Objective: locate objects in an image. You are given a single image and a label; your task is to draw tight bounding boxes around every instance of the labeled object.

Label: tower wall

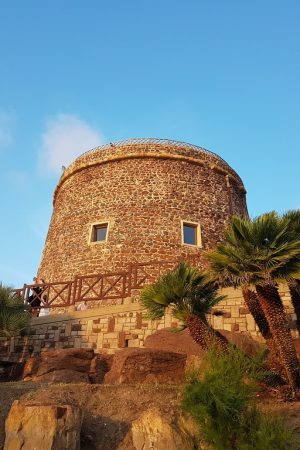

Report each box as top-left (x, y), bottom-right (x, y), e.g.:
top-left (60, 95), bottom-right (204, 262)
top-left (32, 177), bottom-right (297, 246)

top-left (38, 140), bottom-right (247, 282)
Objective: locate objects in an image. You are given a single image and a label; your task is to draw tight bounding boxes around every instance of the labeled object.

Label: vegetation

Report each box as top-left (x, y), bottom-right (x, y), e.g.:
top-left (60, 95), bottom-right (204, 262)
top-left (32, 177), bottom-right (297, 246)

top-left (183, 347), bottom-right (297, 450)
top-left (140, 262), bottom-right (228, 351)
top-left (283, 209), bottom-right (300, 333)
top-left (207, 212), bottom-right (300, 391)
top-left (0, 284), bottom-right (31, 337)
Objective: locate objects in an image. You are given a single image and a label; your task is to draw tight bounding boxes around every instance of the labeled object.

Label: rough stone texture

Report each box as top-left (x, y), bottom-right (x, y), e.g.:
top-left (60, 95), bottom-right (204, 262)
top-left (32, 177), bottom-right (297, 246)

top-left (37, 140), bottom-right (247, 283)
top-left (221, 330), bottom-right (263, 357)
top-left (144, 328), bottom-right (204, 356)
top-left (131, 408), bottom-right (197, 450)
top-left (104, 348), bottom-right (186, 384)
top-left (4, 401), bottom-right (82, 450)
top-left (89, 354), bottom-right (114, 383)
top-left (144, 328), bottom-right (263, 372)
top-left (22, 356), bottom-right (40, 379)
top-left (22, 348), bottom-right (94, 383)
top-left (35, 369), bottom-right (90, 383)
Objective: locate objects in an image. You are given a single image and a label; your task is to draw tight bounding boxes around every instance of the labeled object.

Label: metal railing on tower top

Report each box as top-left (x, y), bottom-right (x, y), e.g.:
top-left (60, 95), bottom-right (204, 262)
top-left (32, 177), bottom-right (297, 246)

top-left (75, 138), bottom-right (242, 181)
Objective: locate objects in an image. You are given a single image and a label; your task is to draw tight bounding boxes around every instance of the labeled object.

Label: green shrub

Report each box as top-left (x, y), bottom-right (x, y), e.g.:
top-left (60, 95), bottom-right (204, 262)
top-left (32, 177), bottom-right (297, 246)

top-left (182, 346), bottom-right (297, 450)
top-left (0, 284), bottom-right (31, 337)
top-left (239, 410), bottom-right (298, 450)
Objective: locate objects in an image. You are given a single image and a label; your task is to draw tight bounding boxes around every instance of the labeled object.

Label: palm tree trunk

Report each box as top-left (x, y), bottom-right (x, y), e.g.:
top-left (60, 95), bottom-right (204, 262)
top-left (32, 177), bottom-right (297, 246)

top-left (242, 288), bottom-right (277, 352)
top-left (256, 284), bottom-right (300, 392)
top-left (242, 288), bottom-right (284, 375)
top-left (289, 280), bottom-right (300, 334)
top-left (242, 288), bottom-right (272, 341)
top-left (186, 314), bottom-right (228, 352)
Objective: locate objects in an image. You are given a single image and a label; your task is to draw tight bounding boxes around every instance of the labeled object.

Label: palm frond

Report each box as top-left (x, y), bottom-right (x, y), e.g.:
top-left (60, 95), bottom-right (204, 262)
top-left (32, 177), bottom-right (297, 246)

top-left (140, 262), bottom-right (224, 324)
top-left (207, 212), bottom-right (300, 288)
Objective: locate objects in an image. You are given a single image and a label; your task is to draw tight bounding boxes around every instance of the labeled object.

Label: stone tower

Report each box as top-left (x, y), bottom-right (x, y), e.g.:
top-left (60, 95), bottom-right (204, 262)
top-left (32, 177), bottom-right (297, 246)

top-left (38, 138), bottom-right (247, 282)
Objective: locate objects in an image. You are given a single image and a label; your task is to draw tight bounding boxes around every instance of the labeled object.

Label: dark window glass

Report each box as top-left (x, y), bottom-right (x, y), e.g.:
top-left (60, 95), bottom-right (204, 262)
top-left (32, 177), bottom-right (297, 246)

top-left (183, 223), bottom-right (197, 245)
top-left (93, 224), bottom-right (108, 241)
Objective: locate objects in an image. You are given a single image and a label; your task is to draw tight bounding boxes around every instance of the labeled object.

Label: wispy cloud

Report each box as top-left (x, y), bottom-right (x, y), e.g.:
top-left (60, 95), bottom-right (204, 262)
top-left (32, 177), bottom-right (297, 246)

top-left (0, 108), bottom-right (15, 150)
top-left (38, 113), bottom-right (104, 175)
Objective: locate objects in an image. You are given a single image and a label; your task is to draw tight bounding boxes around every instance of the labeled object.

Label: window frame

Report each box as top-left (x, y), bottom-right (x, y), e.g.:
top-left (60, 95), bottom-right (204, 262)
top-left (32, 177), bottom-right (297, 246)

top-left (181, 220), bottom-right (202, 247)
top-left (89, 221), bottom-right (110, 244)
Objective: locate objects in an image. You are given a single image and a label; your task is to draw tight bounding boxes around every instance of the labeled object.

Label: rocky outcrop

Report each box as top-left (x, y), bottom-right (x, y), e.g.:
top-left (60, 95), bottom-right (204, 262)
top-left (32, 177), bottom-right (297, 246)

top-left (145, 328), bottom-right (262, 357)
top-left (144, 328), bottom-right (204, 356)
top-left (222, 330), bottom-right (263, 357)
top-left (89, 354), bottom-right (113, 383)
top-left (33, 369), bottom-right (90, 383)
top-left (22, 348), bottom-right (103, 383)
top-left (4, 400), bottom-right (83, 450)
top-left (131, 408), bottom-right (199, 450)
top-left (104, 348), bottom-right (186, 384)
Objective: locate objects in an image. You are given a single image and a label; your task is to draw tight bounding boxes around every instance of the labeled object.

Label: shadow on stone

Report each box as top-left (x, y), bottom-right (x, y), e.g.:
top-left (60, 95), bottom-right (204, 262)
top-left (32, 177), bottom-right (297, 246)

top-left (80, 413), bottom-right (130, 450)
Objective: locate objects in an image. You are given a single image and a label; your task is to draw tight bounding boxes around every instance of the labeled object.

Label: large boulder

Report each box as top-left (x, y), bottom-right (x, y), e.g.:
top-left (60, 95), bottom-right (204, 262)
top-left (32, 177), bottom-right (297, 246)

top-left (131, 408), bottom-right (198, 450)
top-left (33, 369), bottom-right (89, 383)
top-left (222, 330), bottom-right (263, 357)
top-left (144, 328), bottom-right (204, 356)
top-left (4, 400), bottom-right (83, 450)
top-left (104, 348), bottom-right (186, 384)
top-left (145, 328), bottom-right (263, 358)
top-left (23, 348), bottom-right (95, 383)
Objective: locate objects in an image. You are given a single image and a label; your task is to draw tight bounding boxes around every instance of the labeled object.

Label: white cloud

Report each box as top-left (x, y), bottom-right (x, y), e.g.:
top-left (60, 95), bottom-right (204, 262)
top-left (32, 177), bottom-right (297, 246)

top-left (0, 109), bottom-right (15, 150)
top-left (38, 113), bottom-right (104, 174)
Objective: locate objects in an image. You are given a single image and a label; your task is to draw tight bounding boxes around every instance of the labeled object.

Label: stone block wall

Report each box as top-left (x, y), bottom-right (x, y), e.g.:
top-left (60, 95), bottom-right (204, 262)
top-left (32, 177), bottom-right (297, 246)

top-left (1, 285), bottom-right (298, 363)
top-left (38, 140), bottom-right (247, 283)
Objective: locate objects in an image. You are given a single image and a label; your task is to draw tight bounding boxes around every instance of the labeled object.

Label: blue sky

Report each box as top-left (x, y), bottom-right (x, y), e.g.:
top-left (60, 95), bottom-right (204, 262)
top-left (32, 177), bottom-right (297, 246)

top-left (0, 1), bottom-right (299, 287)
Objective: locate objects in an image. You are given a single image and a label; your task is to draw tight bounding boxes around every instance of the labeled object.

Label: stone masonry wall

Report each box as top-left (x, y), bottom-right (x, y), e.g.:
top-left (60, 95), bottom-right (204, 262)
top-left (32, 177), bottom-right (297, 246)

top-left (2, 285), bottom-right (298, 363)
top-left (38, 141), bottom-right (247, 283)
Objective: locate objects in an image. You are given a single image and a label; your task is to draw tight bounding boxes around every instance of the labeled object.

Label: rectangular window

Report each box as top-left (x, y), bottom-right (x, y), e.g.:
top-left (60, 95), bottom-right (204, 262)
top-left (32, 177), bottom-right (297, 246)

top-left (91, 223), bottom-right (109, 242)
top-left (182, 221), bottom-right (201, 247)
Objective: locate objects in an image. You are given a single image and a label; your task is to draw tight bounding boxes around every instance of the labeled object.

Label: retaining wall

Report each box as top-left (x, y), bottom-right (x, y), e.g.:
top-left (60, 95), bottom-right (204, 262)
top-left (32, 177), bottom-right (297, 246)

top-left (1, 285), bottom-right (298, 363)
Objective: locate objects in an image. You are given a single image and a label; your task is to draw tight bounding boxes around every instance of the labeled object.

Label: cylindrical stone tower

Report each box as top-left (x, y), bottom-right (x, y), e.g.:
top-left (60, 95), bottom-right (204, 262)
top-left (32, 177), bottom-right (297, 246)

top-left (38, 138), bottom-right (247, 282)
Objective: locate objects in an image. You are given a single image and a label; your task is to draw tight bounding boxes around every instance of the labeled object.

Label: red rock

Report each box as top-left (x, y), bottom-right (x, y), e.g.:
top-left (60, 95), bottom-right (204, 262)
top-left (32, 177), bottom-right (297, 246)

top-left (23, 348), bottom-right (95, 383)
top-left (22, 356), bottom-right (41, 379)
top-left (104, 348), bottom-right (186, 384)
top-left (89, 354), bottom-right (113, 383)
top-left (145, 328), bottom-right (262, 359)
top-left (144, 328), bottom-right (204, 356)
top-left (34, 369), bottom-right (89, 383)
top-left (36, 350), bottom-right (93, 377)
top-left (222, 330), bottom-right (263, 357)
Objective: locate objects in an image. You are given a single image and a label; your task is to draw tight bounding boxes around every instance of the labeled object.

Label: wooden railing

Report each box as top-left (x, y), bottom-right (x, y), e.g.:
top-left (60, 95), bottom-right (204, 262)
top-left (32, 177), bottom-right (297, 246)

top-left (74, 272), bottom-right (129, 303)
top-left (21, 281), bottom-right (73, 308)
top-left (13, 256), bottom-right (200, 309)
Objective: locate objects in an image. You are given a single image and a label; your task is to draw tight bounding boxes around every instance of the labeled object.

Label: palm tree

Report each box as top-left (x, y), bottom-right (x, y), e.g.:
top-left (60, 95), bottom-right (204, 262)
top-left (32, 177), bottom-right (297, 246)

top-left (283, 210), bottom-right (300, 333)
top-left (0, 284), bottom-right (31, 337)
top-left (140, 262), bottom-right (228, 352)
top-left (241, 288), bottom-right (275, 352)
top-left (207, 212), bottom-right (300, 391)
